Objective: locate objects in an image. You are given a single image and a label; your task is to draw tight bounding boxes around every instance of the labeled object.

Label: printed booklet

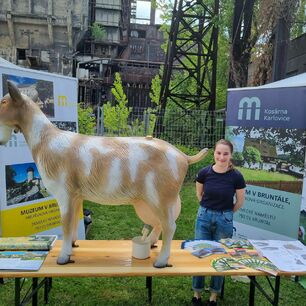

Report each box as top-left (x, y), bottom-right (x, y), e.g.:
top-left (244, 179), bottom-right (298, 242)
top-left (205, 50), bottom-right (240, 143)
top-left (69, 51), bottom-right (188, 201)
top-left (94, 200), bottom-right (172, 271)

top-left (0, 250), bottom-right (48, 271)
top-left (0, 235), bottom-right (57, 251)
top-left (219, 238), bottom-right (254, 249)
top-left (181, 240), bottom-right (227, 258)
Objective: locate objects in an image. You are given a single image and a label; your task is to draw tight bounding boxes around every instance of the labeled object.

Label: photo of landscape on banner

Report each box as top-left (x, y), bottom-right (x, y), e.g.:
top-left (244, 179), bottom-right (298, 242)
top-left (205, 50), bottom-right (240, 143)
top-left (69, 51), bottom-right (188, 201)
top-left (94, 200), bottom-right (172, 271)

top-left (226, 86), bottom-right (306, 243)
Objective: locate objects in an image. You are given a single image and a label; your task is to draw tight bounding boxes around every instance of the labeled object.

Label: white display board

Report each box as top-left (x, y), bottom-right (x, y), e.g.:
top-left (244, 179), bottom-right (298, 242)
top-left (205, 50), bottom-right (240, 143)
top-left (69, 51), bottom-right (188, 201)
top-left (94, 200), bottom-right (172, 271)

top-left (226, 75), bottom-right (306, 242)
top-left (0, 60), bottom-right (85, 239)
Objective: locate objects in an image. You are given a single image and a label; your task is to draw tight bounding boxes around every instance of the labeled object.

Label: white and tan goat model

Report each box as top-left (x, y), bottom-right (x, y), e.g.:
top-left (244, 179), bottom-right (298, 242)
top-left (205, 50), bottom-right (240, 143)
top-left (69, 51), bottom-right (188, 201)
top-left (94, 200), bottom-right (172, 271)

top-left (0, 81), bottom-right (208, 268)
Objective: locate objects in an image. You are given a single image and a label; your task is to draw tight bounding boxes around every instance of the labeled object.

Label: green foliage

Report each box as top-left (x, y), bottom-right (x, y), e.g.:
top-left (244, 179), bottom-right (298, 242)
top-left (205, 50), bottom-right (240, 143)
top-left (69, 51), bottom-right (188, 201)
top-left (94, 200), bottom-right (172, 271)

top-left (290, 0), bottom-right (306, 38)
top-left (215, 1), bottom-right (235, 108)
top-left (232, 151), bottom-right (244, 166)
top-left (103, 73), bottom-right (131, 135)
top-left (176, 145), bottom-right (214, 180)
top-left (90, 23), bottom-right (106, 40)
top-left (77, 103), bottom-right (96, 135)
top-left (243, 146), bottom-right (262, 167)
top-left (216, 31), bottom-right (230, 109)
top-left (104, 73), bottom-right (156, 136)
top-left (149, 74), bottom-right (161, 106)
top-left (103, 100), bottom-right (130, 134)
top-left (5, 166), bottom-right (16, 188)
top-left (230, 126), bottom-right (306, 168)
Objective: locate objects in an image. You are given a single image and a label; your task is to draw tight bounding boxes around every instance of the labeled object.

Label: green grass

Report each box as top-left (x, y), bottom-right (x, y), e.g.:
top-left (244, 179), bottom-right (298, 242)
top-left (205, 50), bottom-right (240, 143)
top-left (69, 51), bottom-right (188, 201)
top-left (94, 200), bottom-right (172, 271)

top-left (237, 167), bottom-right (298, 181)
top-left (1, 183), bottom-right (306, 305)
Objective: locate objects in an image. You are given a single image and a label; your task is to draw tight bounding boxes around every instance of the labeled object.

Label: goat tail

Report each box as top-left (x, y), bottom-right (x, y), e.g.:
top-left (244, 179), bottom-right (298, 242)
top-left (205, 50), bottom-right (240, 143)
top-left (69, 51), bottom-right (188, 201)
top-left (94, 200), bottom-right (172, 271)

top-left (187, 148), bottom-right (209, 165)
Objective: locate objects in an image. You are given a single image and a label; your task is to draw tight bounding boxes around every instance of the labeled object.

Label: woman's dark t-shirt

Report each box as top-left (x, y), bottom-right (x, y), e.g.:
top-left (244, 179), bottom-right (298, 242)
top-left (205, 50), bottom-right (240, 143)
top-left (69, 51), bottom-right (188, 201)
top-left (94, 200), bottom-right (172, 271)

top-left (196, 165), bottom-right (246, 211)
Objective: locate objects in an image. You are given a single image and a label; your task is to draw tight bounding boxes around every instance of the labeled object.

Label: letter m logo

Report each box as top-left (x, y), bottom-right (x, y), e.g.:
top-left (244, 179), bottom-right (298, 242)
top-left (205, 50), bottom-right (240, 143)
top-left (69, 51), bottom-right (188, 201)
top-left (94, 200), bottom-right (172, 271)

top-left (238, 97), bottom-right (261, 120)
top-left (58, 96), bottom-right (67, 106)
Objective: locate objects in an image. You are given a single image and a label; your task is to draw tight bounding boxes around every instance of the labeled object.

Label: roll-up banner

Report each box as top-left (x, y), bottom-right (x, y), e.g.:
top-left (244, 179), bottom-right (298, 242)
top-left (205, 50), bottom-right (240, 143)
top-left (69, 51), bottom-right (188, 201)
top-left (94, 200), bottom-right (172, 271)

top-left (0, 61), bottom-right (85, 239)
top-left (226, 86), bottom-right (306, 242)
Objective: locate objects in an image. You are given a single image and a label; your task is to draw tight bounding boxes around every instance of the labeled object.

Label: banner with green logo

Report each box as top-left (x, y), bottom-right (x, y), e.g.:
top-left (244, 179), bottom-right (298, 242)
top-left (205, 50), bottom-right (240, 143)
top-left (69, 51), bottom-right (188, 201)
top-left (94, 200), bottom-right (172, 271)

top-left (226, 86), bottom-right (306, 241)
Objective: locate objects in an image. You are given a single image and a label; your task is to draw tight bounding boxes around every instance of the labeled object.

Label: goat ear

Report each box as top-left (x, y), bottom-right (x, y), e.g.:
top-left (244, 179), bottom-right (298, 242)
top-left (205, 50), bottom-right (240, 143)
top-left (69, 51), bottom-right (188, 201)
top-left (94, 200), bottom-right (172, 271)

top-left (7, 81), bottom-right (23, 105)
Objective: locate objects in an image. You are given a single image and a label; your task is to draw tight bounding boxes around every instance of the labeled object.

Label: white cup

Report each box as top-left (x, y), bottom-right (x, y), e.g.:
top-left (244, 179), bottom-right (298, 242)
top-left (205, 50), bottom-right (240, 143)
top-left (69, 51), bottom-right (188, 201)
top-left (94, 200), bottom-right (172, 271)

top-left (132, 236), bottom-right (151, 259)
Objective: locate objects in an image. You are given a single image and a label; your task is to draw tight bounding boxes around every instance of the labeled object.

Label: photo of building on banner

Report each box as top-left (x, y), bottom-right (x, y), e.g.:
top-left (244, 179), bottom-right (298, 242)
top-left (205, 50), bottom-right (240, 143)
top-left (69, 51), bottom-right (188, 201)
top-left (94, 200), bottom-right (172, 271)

top-left (226, 86), bottom-right (306, 243)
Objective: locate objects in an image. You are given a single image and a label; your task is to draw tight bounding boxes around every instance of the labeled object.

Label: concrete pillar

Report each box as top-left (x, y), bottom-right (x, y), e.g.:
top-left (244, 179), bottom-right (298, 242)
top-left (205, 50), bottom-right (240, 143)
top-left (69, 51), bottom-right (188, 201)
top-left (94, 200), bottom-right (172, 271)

top-left (67, 2), bottom-right (73, 49)
top-left (6, 0), bottom-right (15, 45)
top-left (6, 12), bottom-right (15, 45)
top-left (150, 2), bottom-right (156, 25)
top-left (28, 0), bottom-right (32, 14)
top-left (47, 0), bottom-right (54, 45)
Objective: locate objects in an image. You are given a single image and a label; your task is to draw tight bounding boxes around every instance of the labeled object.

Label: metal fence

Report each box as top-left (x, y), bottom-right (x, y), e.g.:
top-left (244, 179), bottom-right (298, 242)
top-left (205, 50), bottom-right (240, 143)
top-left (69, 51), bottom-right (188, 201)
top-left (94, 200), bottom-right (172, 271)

top-left (96, 106), bottom-right (226, 180)
top-left (96, 107), bottom-right (226, 147)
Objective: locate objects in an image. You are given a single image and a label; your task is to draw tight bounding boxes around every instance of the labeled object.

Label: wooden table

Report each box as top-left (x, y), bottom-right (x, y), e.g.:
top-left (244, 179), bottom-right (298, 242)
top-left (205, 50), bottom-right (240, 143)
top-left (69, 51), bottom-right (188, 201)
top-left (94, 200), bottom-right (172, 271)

top-left (0, 240), bottom-right (303, 306)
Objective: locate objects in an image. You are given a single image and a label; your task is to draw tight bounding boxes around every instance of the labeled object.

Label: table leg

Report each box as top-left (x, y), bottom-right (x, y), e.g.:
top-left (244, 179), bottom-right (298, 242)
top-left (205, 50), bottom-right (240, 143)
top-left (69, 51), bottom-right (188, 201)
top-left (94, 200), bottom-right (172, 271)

top-left (44, 278), bottom-right (49, 303)
top-left (32, 278), bottom-right (38, 306)
top-left (146, 276), bottom-right (152, 303)
top-left (273, 276), bottom-right (280, 306)
top-left (44, 277), bottom-right (53, 303)
top-left (15, 278), bottom-right (21, 306)
top-left (249, 276), bottom-right (255, 306)
top-left (220, 278), bottom-right (225, 299)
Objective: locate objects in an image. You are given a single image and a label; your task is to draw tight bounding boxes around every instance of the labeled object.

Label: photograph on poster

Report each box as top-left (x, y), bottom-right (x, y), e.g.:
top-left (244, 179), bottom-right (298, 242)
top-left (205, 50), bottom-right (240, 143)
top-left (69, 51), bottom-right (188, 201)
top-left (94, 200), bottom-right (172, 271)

top-left (51, 121), bottom-right (77, 132)
top-left (227, 125), bottom-right (306, 243)
top-left (227, 126), bottom-right (305, 180)
top-left (6, 162), bottom-right (51, 206)
top-left (2, 74), bottom-right (54, 117)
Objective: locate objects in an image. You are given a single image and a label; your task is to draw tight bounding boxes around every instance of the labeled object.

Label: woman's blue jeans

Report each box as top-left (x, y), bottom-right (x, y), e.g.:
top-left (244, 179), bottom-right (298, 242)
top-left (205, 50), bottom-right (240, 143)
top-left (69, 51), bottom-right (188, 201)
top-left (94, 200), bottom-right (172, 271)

top-left (192, 206), bottom-right (233, 294)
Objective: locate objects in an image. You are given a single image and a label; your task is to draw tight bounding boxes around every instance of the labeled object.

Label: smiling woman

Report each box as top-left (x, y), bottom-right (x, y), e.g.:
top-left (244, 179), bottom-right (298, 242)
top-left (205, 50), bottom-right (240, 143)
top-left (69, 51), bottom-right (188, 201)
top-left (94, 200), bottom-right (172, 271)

top-left (191, 139), bottom-right (246, 306)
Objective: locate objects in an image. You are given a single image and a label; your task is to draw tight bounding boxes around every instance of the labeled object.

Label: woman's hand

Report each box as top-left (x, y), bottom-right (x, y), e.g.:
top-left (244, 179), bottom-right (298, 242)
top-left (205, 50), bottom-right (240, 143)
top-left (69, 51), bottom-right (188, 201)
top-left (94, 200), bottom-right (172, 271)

top-left (233, 188), bottom-right (245, 212)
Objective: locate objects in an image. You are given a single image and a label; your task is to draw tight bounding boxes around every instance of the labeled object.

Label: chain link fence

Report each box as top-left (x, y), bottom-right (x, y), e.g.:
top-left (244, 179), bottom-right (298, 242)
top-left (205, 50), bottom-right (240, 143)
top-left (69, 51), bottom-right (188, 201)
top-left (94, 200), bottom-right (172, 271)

top-left (95, 106), bottom-right (226, 180)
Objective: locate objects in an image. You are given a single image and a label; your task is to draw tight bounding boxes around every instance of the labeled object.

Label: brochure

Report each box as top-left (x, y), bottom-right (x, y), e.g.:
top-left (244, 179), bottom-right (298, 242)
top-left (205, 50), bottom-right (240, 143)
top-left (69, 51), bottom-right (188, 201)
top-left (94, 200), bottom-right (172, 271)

top-left (237, 256), bottom-right (279, 276)
top-left (0, 235), bottom-right (57, 251)
top-left (0, 251), bottom-right (48, 271)
top-left (181, 239), bottom-right (223, 251)
top-left (192, 247), bottom-right (226, 258)
top-left (228, 248), bottom-right (259, 257)
top-left (219, 238), bottom-right (254, 249)
top-left (250, 239), bottom-right (306, 272)
top-left (212, 257), bottom-right (245, 272)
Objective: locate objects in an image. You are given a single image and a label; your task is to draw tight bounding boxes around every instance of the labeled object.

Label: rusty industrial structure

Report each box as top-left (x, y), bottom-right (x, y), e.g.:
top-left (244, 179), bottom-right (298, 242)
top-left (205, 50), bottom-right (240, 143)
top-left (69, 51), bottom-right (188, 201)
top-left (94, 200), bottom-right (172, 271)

top-left (77, 0), bottom-right (166, 111)
top-left (0, 0), bottom-right (222, 115)
top-left (1, 0), bottom-right (306, 114)
top-left (0, 0), bottom-right (166, 111)
top-left (153, 0), bottom-right (220, 136)
top-left (0, 0), bottom-right (87, 74)
top-left (159, 0), bottom-right (219, 111)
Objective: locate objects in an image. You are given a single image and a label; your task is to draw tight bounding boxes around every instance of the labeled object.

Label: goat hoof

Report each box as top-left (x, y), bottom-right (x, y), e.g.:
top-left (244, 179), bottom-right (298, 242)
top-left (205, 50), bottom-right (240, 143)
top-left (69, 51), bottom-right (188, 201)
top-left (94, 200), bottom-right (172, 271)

top-left (151, 244), bottom-right (158, 249)
top-left (72, 242), bottom-right (79, 248)
top-left (153, 262), bottom-right (172, 269)
top-left (57, 255), bottom-right (74, 265)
